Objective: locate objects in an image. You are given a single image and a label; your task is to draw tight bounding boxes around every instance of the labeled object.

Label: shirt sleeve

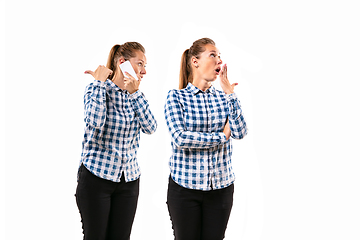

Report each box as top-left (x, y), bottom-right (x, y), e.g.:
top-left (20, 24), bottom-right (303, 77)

top-left (225, 93), bottom-right (248, 139)
top-left (164, 90), bottom-right (227, 149)
top-left (128, 90), bottom-right (157, 134)
top-left (83, 80), bottom-right (107, 129)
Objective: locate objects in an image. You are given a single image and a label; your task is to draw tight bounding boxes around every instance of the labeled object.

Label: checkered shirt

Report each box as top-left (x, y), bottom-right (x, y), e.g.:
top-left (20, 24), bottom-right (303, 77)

top-left (79, 79), bottom-right (157, 182)
top-left (164, 83), bottom-right (248, 190)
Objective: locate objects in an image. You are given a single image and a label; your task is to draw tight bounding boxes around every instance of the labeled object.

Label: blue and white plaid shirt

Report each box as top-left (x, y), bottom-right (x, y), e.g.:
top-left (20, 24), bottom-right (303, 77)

top-left (164, 83), bottom-right (248, 190)
top-left (80, 79), bottom-right (157, 182)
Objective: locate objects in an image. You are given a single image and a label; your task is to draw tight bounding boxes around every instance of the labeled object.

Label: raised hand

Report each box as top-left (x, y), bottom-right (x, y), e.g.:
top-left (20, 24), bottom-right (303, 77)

top-left (124, 72), bottom-right (141, 94)
top-left (84, 65), bottom-right (113, 82)
top-left (219, 64), bottom-right (238, 94)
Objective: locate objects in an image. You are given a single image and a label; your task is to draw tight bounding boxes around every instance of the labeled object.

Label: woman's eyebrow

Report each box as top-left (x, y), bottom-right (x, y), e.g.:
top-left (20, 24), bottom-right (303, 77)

top-left (209, 50), bottom-right (221, 55)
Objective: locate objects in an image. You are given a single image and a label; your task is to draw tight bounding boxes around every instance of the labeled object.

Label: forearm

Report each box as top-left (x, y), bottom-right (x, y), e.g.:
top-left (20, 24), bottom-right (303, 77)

top-left (164, 110), bottom-right (227, 149)
top-left (226, 93), bottom-right (248, 139)
top-left (84, 81), bottom-right (107, 128)
top-left (129, 90), bottom-right (157, 134)
top-left (229, 114), bottom-right (248, 139)
top-left (171, 129), bottom-right (227, 149)
top-left (164, 90), bottom-right (227, 149)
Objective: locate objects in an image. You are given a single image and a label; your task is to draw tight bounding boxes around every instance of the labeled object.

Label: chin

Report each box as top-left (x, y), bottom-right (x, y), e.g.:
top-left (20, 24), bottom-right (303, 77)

top-left (205, 78), bottom-right (216, 83)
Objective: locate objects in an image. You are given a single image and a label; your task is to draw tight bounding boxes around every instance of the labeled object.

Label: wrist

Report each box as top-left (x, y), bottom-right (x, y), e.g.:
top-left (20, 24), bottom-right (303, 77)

top-left (224, 90), bottom-right (234, 95)
top-left (128, 89), bottom-right (139, 96)
top-left (128, 89), bottom-right (139, 95)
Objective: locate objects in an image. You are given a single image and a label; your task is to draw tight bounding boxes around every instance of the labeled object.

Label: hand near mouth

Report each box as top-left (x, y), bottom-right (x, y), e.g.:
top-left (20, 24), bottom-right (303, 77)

top-left (124, 72), bottom-right (141, 94)
top-left (219, 64), bottom-right (238, 94)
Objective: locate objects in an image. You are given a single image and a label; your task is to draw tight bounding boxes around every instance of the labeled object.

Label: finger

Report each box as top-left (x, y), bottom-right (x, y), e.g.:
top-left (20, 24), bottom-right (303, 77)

top-left (231, 83), bottom-right (238, 87)
top-left (124, 77), bottom-right (132, 83)
top-left (84, 70), bottom-right (95, 77)
top-left (127, 73), bottom-right (140, 82)
top-left (220, 64), bottom-right (227, 76)
top-left (125, 72), bottom-right (136, 80)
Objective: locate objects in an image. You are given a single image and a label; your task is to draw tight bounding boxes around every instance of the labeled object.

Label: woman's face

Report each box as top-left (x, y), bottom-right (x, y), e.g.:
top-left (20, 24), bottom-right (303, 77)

top-left (128, 50), bottom-right (147, 79)
top-left (193, 44), bottom-right (222, 82)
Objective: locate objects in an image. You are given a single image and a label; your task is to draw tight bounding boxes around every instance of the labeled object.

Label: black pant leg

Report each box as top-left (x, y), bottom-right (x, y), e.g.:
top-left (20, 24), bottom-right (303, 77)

top-left (107, 175), bottom-right (140, 240)
top-left (75, 164), bottom-right (115, 240)
top-left (167, 177), bottom-right (203, 240)
top-left (201, 184), bottom-right (234, 240)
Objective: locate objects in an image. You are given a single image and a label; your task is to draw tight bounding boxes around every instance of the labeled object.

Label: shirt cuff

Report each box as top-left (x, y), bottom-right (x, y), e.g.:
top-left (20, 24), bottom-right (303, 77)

top-left (225, 92), bottom-right (237, 101)
top-left (129, 90), bottom-right (142, 99)
top-left (219, 132), bottom-right (228, 143)
top-left (93, 80), bottom-right (106, 87)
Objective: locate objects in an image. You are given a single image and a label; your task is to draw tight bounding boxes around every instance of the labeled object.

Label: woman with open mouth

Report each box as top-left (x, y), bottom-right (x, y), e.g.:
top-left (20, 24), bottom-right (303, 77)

top-left (164, 37), bottom-right (248, 240)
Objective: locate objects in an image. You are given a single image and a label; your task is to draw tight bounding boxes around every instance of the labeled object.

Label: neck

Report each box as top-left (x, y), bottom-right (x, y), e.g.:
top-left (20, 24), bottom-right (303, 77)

top-left (192, 77), bottom-right (212, 92)
top-left (112, 70), bottom-right (126, 90)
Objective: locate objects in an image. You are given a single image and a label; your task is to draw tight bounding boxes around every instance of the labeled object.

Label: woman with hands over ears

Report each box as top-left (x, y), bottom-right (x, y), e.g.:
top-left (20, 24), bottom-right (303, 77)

top-left (164, 38), bottom-right (248, 240)
top-left (76, 42), bottom-right (157, 240)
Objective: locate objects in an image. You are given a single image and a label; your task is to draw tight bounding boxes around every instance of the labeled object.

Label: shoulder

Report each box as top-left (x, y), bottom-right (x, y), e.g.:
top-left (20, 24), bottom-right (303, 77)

top-left (166, 88), bottom-right (180, 99)
top-left (209, 88), bottom-right (226, 103)
top-left (165, 89), bottom-right (179, 106)
top-left (167, 88), bottom-right (182, 95)
top-left (168, 87), bottom-right (191, 96)
top-left (84, 80), bottom-right (105, 91)
top-left (214, 87), bottom-right (226, 97)
top-left (166, 88), bottom-right (192, 102)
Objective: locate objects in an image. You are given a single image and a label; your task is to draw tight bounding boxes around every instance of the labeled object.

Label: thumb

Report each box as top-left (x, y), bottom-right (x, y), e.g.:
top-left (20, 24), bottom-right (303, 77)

top-left (84, 70), bottom-right (95, 77)
top-left (231, 83), bottom-right (238, 87)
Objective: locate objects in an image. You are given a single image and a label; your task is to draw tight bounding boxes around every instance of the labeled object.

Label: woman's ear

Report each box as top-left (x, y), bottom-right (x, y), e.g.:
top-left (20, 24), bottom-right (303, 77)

top-left (118, 56), bottom-right (126, 64)
top-left (191, 56), bottom-right (199, 68)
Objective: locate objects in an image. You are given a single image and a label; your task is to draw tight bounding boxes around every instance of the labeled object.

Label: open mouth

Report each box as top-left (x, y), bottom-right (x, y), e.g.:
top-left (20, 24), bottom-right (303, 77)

top-left (215, 67), bottom-right (221, 74)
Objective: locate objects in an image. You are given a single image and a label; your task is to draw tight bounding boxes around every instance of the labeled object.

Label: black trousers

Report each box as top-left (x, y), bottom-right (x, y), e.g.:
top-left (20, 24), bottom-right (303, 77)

top-left (167, 177), bottom-right (234, 240)
top-left (75, 164), bottom-right (139, 240)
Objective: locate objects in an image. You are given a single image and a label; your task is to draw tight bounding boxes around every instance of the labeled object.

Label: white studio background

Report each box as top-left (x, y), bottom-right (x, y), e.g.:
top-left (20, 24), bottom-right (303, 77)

top-left (3, 0), bottom-right (360, 239)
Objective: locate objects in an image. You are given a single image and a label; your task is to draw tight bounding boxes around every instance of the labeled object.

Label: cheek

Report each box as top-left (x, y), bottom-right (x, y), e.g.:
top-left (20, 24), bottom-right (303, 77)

top-left (205, 63), bottom-right (214, 74)
top-left (132, 65), bottom-right (140, 74)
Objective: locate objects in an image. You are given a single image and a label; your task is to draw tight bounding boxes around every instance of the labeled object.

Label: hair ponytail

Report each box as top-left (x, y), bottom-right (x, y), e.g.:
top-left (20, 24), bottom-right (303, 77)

top-left (179, 49), bottom-right (191, 89)
top-left (106, 42), bottom-right (145, 81)
top-left (106, 44), bottom-right (121, 80)
top-left (178, 38), bottom-right (216, 89)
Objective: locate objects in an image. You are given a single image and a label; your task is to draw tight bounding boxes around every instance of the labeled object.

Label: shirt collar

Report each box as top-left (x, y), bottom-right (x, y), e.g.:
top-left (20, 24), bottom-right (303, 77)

top-left (186, 83), bottom-right (216, 95)
top-left (105, 79), bottom-right (126, 93)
